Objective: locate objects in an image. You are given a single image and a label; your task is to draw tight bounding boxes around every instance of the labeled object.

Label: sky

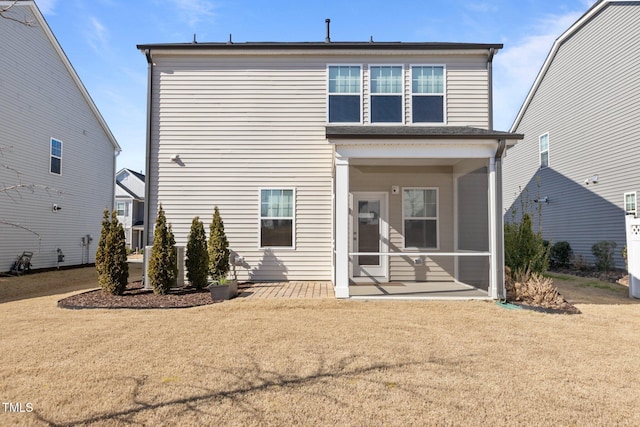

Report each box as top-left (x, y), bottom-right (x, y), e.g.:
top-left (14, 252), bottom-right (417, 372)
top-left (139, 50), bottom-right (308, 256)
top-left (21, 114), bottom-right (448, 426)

top-left (34, 0), bottom-right (597, 174)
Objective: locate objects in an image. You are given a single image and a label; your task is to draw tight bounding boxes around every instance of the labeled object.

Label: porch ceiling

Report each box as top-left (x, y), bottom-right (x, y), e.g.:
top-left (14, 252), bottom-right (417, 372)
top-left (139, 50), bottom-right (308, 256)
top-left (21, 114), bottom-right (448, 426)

top-left (349, 157), bottom-right (465, 166)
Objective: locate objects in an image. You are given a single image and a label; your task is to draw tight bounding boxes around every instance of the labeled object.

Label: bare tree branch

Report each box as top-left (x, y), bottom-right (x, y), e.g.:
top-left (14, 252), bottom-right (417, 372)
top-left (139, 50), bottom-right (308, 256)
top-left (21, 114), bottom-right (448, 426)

top-left (1, 1), bottom-right (35, 26)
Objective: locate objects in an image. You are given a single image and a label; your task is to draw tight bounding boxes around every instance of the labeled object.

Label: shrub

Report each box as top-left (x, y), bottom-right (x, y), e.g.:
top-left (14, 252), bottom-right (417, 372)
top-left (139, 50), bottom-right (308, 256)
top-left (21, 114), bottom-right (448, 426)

top-left (96, 210), bottom-right (129, 295)
top-left (504, 213), bottom-right (549, 275)
top-left (591, 240), bottom-right (617, 272)
top-left (186, 216), bottom-right (209, 290)
top-left (208, 206), bottom-right (230, 280)
top-left (622, 245), bottom-right (628, 269)
top-left (505, 268), bottom-right (567, 309)
top-left (572, 254), bottom-right (591, 271)
top-left (148, 204), bottom-right (177, 294)
top-left (550, 241), bottom-right (573, 268)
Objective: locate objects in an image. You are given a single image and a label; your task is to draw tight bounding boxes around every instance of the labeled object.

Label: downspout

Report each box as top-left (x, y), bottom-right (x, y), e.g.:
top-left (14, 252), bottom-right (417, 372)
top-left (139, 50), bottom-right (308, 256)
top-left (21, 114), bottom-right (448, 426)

top-left (487, 47), bottom-right (496, 130)
top-left (494, 139), bottom-right (507, 299)
top-left (143, 49), bottom-right (153, 249)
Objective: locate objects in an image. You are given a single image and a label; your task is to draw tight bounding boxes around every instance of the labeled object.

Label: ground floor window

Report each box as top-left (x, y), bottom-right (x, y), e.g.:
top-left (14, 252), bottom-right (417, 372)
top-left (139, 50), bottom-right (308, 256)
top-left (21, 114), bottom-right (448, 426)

top-left (260, 188), bottom-right (295, 248)
top-left (403, 188), bottom-right (438, 248)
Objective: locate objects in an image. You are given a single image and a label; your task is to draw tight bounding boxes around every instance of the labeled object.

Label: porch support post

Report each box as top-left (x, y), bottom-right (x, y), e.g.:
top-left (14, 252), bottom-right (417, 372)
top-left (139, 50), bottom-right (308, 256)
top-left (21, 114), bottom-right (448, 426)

top-left (334, 156), bottom-right (350, 298)
top-left (488, 156), bottom-right (501, 299)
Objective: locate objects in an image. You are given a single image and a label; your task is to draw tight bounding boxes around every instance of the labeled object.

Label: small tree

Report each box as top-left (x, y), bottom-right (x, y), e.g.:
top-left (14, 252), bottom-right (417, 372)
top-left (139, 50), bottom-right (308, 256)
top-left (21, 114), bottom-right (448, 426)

top-left (208, 206), bottom-right (230, 280)
top-left (592, 240), bottom-right (617, 272)
top-left (504, 213), bottom-right (549, 275)
top-left (186, 216), bottom-right (209, 289)
top-left (148, 204), bottom-right (177, 294)
top-left (95, 208), bottom-right (110, 277)
top-left (96, 210), bottom-right (128, 295)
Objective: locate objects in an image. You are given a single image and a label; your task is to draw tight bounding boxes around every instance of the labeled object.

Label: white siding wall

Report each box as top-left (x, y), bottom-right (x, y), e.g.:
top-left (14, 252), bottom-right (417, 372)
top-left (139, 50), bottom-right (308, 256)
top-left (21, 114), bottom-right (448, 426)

top-left (0, 7), bottom-right (116, 270)
top-left (148, 51), bottom-right (490, 281)
top-left (503, 3), bottom-right (640, 267)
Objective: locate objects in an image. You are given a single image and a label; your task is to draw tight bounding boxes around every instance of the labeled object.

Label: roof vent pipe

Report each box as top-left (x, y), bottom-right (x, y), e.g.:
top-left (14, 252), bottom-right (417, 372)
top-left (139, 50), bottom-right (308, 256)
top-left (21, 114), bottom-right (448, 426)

top-left (325, 19), bottom-right (331, 43)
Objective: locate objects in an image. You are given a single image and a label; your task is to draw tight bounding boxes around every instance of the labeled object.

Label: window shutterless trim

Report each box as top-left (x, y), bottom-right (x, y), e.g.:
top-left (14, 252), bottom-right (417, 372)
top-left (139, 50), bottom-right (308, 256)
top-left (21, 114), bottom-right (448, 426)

top-left (327, 64), bottom-right (363, 124)
top-left (368, 64), bottom-right (405, 125)
top-left (624, 191), bottom-right (637, 216)
top-left (409, 64), bottom-right (446, 125)
top-left (50, 138), bottom-right (62, 175)
top-left (258, 187), bottom-right (296, 250)
top-left (539, 132), bottom-right (550, 168)
top-left (402, 187), bottom-right (439, 249)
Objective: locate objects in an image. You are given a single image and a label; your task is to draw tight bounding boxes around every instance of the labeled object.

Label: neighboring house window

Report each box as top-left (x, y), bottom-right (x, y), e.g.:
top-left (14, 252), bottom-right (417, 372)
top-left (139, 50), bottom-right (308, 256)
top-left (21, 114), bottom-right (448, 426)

top-left (370, 65), bottom-right (403, 123)
top-left (539, 133), bottom-right (549, 168)
top-left (50, 138), bottom-right (62, 175)
top-left (403, 188), bottom-right (438, 248)
top-left (260, 189), bottom-right (295, 248)
top-left (411, 66), bottom-right (445, 123)
top-left (328, 65), bottom-right (361, 123)
top-left (117, 202), bottom-right (126, 216)
top-left (625, 192), bottom-right (637, 216)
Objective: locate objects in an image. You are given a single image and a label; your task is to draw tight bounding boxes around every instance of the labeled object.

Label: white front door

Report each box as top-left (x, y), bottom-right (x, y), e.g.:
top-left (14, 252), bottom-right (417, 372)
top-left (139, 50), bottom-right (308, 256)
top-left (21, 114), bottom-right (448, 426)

top-left (353, 192), bottom-right (388, 280)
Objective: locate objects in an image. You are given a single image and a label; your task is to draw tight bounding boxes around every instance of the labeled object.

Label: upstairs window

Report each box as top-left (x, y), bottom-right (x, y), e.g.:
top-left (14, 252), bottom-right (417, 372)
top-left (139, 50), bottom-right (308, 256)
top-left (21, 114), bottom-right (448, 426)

top-left (50, 138), bottom-right (62, 175)
top-left (403, 188), bottom-right (438, 248)
top-left (328, 66), bottom-right (361, 123)
top-left (117, 202), bottom-right (126, 216)
top-left (539, 133), bottom-right (549, 168)
top-left (411, 66), bottom-right (445, 123)
top-left (625, 192), bottom-right (636, 216)
top-left (370, 66), bottom-right (403, 123)
top-left (260, 189), bottom-right (295, 248)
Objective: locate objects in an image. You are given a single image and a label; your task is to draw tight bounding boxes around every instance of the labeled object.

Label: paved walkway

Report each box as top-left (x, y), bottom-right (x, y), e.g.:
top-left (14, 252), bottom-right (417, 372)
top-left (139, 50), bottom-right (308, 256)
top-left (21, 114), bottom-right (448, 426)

top-left (238, 281), bottom-right (335, 299)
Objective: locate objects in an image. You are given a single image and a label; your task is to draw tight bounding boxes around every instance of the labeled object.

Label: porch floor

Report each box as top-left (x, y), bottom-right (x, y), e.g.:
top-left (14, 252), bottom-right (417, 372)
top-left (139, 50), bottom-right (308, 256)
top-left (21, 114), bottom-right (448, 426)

top-left (348, 281), bottom-right (490, 300)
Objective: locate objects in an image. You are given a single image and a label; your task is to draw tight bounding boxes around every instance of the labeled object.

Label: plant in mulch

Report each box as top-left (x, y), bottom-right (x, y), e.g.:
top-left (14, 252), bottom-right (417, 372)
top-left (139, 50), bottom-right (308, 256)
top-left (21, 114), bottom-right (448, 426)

top-left (505, 267), bottom-right (578, 313)
top-left (95, 209), bottom-right (129, 295)
top-left (208, 206), bottom-right (230, 281)
top-left (592, 240), bottom-right (617, 272)
top-left (185, 216), bottom-right (209, 290)
top-left (148, 204), bottom-right (178, 295)
top-left (550, 241), bottom-right (573, 268)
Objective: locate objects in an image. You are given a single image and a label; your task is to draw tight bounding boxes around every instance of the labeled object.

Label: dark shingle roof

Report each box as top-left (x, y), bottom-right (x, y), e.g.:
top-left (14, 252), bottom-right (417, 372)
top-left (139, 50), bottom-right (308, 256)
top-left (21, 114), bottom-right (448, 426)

top-left (326, 126), bottom-right (523, 140)
top-left (137, 41), bottom-right (503, 51)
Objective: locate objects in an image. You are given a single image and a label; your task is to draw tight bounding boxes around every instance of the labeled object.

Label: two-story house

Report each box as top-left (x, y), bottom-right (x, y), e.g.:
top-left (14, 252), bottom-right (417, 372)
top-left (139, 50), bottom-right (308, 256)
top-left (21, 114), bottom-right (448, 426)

top-left (137, 38), bottom-right (522, 298)
top-left (115, 168), bottom-right (145, 251)
top-left (1, 0), bottom-right (120, 271)
top-left (503, 0), bottom-right (640, 269)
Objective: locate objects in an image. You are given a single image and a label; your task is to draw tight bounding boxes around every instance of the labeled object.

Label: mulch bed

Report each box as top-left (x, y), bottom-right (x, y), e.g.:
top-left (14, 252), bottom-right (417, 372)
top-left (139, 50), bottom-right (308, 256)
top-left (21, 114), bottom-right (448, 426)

top-left (58, 282), bottom-right (217, 309)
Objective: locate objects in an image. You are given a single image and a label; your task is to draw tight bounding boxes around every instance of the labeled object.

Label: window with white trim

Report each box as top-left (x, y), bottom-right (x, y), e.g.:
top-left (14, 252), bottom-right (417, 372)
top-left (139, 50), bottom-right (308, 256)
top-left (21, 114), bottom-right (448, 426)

top-left (411, 66), bottom-right (445, 123)
top-left (403, 188), bottom-right (438, 248)
top-left (625, 192), bottom-right (636, 216)
top-left (370, 65), bottom-right (403, 123)
top-left (539, 133), bottom-right (549, 168)
top-left (117, 202), bottom-right (126, 216)
top-left (50, 138), bottom-right (62, 175)
top-left (328, 65), bottom-right (361, 123)
top-left (260, 189), bottom-right (295, 248)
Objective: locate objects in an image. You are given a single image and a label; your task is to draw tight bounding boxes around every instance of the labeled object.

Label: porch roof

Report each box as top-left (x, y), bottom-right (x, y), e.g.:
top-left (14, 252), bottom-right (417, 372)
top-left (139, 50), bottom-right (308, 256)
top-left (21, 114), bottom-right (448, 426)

top-left (326, 126), bottom-right (523, 140)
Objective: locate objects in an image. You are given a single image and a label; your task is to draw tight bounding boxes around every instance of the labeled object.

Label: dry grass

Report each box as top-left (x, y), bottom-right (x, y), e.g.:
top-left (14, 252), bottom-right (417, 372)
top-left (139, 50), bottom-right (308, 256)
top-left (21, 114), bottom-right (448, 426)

top-left (1, 267), bottom-right (640, 426)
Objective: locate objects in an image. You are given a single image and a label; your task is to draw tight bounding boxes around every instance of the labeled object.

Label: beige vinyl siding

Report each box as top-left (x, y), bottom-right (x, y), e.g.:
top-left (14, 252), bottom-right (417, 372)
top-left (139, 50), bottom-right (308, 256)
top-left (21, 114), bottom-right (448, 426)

top-left (350, 166), bottom-right (455, 281)
top-left (0, 6), bottom-right (116, 270)
top-left (149, 56), bottom-right (333, 281)
top-left (148, 51), bottom-right (492, 281)
top-left (503, 2), bottom-right (640, 266)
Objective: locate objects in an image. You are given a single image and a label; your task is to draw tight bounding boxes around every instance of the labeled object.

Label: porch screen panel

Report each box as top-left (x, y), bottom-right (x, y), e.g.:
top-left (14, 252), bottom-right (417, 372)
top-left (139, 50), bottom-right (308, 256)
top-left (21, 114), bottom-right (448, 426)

top-left (403, 189), bottom-right (438, 248)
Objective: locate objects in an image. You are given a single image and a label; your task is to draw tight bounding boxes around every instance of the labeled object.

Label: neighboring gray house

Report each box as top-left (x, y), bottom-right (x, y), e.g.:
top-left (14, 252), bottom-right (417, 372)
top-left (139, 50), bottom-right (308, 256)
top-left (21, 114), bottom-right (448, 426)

top-left (115, 168), bottom-right (145, 251)
top-left (138, 37), bottom-right (522, 299)
top-left (503, 0), bottom-right (640, 268)
top-left (0, 1), bottom-right (120, 270)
